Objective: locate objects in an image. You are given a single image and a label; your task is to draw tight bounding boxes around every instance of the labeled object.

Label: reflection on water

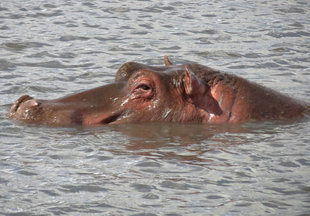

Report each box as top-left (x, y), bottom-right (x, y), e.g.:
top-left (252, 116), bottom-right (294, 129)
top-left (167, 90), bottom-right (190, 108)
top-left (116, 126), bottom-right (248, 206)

top-left (1, 0), bottom-right (310, 215)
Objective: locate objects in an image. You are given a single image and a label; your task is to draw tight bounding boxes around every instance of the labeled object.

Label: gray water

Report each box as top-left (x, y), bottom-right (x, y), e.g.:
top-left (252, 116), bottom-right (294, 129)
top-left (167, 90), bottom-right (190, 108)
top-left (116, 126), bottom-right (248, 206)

top-left (1, 0), bottom-right (310, 215)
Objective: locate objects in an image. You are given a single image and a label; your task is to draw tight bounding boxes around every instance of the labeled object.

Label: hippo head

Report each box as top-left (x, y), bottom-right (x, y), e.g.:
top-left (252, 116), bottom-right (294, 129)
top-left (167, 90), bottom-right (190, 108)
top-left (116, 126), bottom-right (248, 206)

top-left (8, 58), bottom-right (223, 126)
top-left (8, 56), bottom-right (308, 126)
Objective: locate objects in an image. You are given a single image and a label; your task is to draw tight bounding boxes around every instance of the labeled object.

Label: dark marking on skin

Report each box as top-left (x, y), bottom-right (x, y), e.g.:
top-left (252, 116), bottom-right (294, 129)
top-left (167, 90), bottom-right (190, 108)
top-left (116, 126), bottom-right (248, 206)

top-left (101, 113), bottom-right (122, 124)
top-left (228, 88), bottom-right (238, 121)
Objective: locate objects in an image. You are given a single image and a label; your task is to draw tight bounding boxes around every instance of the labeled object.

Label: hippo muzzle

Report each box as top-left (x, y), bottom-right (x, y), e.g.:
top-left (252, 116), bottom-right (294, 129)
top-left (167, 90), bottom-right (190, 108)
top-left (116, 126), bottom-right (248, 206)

top-left (8, 82), bottom-right (128, 126)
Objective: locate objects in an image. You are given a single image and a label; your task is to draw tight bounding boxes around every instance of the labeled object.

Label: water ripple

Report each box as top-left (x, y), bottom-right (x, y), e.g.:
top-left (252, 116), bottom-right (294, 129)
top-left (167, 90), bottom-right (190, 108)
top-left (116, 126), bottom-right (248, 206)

top-left (1, 41), bottom-right (51, 50)
top-left (1, 0), bottom-right (310, 215)
top-left (18, 61), bottom-right (94, 69)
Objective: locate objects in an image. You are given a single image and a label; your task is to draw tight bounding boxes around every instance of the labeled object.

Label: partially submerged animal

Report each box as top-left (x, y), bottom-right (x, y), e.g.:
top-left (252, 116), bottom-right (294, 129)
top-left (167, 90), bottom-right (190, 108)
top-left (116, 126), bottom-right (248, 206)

top-left (8, 56), bottom-right (309, 126)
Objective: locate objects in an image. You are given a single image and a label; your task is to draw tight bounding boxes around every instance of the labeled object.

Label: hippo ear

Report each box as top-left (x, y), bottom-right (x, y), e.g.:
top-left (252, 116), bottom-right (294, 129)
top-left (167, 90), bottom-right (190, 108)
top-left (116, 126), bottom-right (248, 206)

top-left (164, 55), bottom-right (173, 66)
top-left (184, 66), bottom-right (223, 115)
top-left (183, 66), bottom-right (201, 96)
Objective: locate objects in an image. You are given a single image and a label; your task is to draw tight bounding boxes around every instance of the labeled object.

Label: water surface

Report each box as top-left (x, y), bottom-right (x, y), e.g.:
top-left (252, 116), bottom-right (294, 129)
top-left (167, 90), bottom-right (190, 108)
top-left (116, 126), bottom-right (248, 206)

top-left (1, 0), bottom-right (310, 215)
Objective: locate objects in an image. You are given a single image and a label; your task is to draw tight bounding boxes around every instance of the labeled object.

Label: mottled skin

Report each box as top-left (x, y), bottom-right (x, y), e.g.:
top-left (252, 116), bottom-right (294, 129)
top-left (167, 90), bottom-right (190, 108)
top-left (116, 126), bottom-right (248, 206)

top-left (8, 56), bottom-right (309, 126)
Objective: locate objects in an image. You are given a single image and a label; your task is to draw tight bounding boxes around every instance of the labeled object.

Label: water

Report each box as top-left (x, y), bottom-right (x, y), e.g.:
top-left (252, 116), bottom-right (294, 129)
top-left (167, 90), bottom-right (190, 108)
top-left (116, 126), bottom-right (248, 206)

top-left (1, 0), bottom-right (310, 215)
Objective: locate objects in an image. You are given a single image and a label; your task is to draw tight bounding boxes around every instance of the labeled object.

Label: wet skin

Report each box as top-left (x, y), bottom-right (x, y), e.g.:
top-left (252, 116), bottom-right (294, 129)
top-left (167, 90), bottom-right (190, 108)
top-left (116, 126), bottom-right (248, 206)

top-left (8, 56), bottom-right (309, 126)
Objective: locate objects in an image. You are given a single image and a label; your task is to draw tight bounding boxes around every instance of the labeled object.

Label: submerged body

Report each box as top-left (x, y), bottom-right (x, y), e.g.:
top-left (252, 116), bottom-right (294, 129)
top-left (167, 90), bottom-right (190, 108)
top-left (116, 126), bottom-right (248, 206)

top-left (8, 57), bottom-right (309, 126)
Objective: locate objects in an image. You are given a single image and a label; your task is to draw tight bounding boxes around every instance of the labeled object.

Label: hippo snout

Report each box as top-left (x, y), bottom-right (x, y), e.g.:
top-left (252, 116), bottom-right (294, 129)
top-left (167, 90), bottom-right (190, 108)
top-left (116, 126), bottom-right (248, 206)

top-left (8, 95), bottom-right (40, 119)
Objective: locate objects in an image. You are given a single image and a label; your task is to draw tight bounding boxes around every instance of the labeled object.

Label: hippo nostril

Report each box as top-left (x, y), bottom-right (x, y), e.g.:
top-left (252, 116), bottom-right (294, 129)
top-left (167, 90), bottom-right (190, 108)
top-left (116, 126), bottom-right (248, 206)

top-left (27, 99), bottom-right (40, 107)
top-left (11, 95), bottom-right (34, 112)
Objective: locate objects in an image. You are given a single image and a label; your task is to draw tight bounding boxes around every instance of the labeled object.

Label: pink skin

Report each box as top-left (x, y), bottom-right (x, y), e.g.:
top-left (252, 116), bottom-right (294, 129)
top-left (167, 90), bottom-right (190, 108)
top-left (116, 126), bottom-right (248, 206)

top-left (8, 56), bottom-right (309, 126)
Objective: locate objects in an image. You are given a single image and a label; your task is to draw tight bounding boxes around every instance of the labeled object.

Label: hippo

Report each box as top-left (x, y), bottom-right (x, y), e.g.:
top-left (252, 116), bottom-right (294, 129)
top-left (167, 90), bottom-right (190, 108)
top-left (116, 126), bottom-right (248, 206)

top-left (8, 56), bottom-right (309, 126)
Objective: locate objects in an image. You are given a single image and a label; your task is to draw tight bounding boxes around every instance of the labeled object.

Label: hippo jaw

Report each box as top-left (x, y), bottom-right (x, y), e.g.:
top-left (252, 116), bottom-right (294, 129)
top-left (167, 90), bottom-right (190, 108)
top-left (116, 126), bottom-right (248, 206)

top-left (8, 81), bottom-right (130, 126)
top-left (8, 94), bottom-right (127, 126)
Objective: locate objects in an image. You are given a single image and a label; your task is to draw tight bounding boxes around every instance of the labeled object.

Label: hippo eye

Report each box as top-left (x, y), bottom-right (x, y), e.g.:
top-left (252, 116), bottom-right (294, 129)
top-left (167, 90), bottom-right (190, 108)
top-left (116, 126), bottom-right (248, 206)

top-left (131, 82), bottom-right (154, 99)
top-left (137, 84), bottom-right (151, 91)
